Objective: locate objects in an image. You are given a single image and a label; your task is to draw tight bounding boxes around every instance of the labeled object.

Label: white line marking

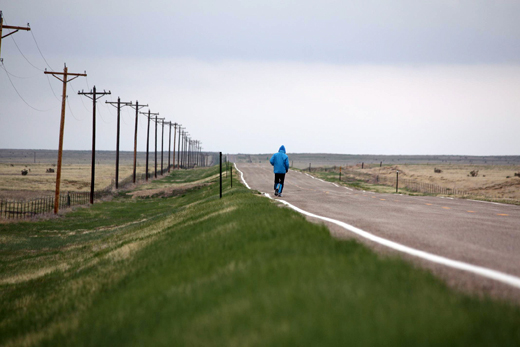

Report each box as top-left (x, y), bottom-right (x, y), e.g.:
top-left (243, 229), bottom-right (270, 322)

top-left (235, 163), bottom-right (251, 190)
top-left (467, 199), bottom-right (513, 207)
top-left (332, 183), bottom-right (339, 187)
top-left (234, 164), bottom-right (520, 290)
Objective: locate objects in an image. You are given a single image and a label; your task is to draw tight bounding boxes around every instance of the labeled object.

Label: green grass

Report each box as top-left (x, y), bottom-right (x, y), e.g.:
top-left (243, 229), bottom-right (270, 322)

top-left (1, 166), bottom-right (520, 346)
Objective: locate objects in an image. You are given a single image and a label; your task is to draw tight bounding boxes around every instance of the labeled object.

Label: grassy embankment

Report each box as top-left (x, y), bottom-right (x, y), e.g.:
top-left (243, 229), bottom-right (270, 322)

top-left (1, 165), bottom-right (520, 346)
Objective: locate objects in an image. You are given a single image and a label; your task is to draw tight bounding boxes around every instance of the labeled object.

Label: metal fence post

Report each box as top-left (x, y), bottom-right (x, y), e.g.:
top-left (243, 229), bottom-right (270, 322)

top-left (220, 152), bottom-right (223, 199)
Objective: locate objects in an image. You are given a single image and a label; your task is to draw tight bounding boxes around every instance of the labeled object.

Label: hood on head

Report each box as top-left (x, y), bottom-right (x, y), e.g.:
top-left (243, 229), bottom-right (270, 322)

top-left (279, 145), bottom-right (286, 153)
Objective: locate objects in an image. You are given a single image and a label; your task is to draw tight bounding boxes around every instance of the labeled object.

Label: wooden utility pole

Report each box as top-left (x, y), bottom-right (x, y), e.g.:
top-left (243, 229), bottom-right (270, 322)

top-left (140, 110), bottom-right (159, 181)
top-left (128, 102), bottom-right (148, 183)
top-left (106, 98), bottom-right (132, 189)
top-left (154, 116), bottom-right (165, 178)
top-left (44, 65), bottom-right (87, 214)
top-left (0, 11), bottom-right (31, 60)
top-left (172, 123), bottom-right (179, 170)
top-left (167, 122), bottom-right (172, 172)
top-left (160, 119), bottom-right (165, 175)
top-left (78, 86), bottom-right (111, 204)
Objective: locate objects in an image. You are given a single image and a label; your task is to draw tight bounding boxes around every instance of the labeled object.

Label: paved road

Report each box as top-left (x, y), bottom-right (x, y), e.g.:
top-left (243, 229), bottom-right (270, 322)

top-left (236, 163), bottom-right (520, 300)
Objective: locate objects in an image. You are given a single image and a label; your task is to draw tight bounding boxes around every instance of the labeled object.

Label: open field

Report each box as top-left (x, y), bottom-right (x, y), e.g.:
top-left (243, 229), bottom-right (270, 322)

top-left (3, 149), bottom-right (520, 202)
top-left (0, 163), bottom-right (137, 197)
top-left (1, 166), bottom-right (520, 345)
top-left (0, 149), bottom-right (219, 201)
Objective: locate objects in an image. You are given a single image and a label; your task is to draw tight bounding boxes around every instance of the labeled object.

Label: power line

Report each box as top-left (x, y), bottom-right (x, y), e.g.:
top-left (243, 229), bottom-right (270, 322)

top-left (66, 95), bottom-right (84, 121)
top-left (9, 35), bottom-right (44, 71)
top-left (1, 60), bottom-right (55, 112)
top-left (69, 80), bottom-right (90, 112)
top-left (29, 28), bottom-right (54, 71)
top-left (0, 59), bottom-right (31, 79)
top-left (97, 104), bottom-right (112, 124)
top-left (45, 73), bottom-right (60, 100)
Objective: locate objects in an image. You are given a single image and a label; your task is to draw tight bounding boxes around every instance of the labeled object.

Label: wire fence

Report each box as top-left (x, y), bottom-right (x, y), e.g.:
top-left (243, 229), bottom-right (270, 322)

top-left (364, 174), bottom-right (470, 197)
top-left (0, 165), bottom-right (177, 220)
top-left (307, 165), bottom-right (517, 203)
top-left (0, 192), bottom-right (90, 220)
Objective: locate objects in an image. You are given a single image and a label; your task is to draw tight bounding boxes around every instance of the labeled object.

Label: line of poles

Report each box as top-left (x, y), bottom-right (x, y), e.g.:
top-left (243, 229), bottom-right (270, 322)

top-left (1, 10), bottom-right (210, 214)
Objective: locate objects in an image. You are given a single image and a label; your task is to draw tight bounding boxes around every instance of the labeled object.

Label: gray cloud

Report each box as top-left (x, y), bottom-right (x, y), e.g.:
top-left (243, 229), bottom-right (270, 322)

top-left (3, 0), bottom-right (520, 64)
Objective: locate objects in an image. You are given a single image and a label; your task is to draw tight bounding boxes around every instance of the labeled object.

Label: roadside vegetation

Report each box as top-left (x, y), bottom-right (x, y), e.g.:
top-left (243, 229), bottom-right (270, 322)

top-left (1, 165), bottom-right (520, 346)
top-left (299, 166), bottom-right (520, 205)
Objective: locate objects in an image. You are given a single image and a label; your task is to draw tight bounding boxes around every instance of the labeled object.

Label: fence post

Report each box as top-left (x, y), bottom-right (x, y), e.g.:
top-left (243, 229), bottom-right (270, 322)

top-left (396, 171), bottom-right (399, 193)
top-left (230, 164), bottom-right (233, 188)
top-left (339, 166), bottom-right (342, 181)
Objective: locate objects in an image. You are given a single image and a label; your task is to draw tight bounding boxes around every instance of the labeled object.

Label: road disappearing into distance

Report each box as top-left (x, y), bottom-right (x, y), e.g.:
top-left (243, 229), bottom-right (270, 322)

top-left (236, 163), bottom-right (520, 301)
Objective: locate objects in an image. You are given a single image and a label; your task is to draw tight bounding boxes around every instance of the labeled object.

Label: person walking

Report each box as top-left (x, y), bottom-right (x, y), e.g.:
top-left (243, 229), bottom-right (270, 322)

top-left (270, 145), bottom-right (289, 197)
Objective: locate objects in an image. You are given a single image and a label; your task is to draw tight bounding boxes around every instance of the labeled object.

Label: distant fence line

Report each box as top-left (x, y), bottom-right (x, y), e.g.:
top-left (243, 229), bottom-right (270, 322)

top-left (308, 165), bottom-right (515, 202)
top-left (366, 174), bottom-right (470, 197)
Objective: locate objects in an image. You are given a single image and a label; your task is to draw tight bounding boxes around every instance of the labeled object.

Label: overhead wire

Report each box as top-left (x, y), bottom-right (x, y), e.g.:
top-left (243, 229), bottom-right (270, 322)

top-left (0, 60), bottom-right (31, 79)
top-left (45, 73), bottom-right (61, 100)
top-left (4, 17), bottom-right (61, 101)
top-left (9, 35), bottom-right (44, 72)
top-left (69, 80), bottom-right (90, 112)
top-left (29, 27), bottom-right (54, 71)
top-left (1, 60), bottom-right (56, 112)
top-left (97, 102), bottom-right (112, 125)
top-left (66, 95), bottom-right (83, 121)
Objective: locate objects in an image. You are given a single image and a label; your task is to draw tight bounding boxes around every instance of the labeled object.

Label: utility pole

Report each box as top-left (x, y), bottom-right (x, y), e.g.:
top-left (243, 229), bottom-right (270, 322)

top-left (78, 86), bottom-right (111, 205)
top-left (187, 138), bottom-right (190, 168)
top-left (172, 123), bottom-right (179, 170)
top-left (177, 126), bottom-right (183, 169)
top-left (44, 65), bottom-right (86, 214)
top-left (140, 110), bottom-right (158, 181)
top-left (128, 102), bottom-right (148, 183)
top-left (160, 119), bottom-right (165, 175)
top-left (184, 134), bottom-right (189, 168)
top-left (180, 131), bottom-right (186, 168)
top-left (167, 122), bottom-right (172, 172)
top-left (106, 98), bottom-right (132, 189)
top-left (154, 116), bottom-right (165, 178)
top-left (0, 11), bottom-right (31, 60)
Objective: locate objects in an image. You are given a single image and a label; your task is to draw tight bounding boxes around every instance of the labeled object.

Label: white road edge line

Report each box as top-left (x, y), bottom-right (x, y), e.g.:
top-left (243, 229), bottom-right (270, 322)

top-left (234, 163), bottom-right (520, 290)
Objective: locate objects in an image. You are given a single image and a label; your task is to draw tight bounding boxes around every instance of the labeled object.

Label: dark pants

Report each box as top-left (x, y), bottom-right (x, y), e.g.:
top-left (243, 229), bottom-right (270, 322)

top-left (274, 173), bottom-right (286, 193)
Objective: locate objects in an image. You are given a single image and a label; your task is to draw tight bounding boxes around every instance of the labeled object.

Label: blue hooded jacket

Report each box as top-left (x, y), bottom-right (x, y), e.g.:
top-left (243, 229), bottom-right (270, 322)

top-left (270, 145), bottom-right (289, 174)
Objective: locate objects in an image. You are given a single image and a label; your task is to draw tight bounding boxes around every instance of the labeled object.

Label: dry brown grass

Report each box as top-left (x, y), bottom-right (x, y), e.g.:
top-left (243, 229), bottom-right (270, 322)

top-left (0, 163), bottom-right (146, 199)
top-left (355, 164), bottom-right (520, 200)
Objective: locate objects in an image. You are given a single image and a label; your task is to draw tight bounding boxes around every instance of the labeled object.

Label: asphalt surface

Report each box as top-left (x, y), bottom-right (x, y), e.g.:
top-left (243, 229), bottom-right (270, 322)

top-left (236, 163), bottom-right (520, 301)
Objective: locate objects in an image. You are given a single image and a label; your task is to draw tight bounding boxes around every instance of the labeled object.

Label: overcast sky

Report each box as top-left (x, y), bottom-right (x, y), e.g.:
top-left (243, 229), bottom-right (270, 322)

top-left (1, 0), bottom-right (519, 155)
